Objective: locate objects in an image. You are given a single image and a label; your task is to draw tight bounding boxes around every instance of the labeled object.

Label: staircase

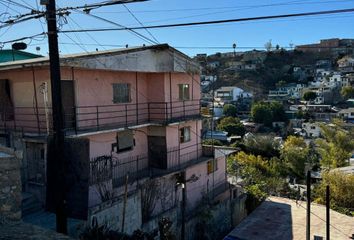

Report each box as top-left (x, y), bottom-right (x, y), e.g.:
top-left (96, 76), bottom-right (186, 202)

top-left (21, 192), bottom-right (43, 216)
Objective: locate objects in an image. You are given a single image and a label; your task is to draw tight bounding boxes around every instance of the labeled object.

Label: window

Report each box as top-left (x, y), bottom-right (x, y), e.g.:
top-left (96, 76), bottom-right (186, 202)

top-left (113, 83), bottom-right (131, 103)
top-left (113, 130), bottom-right (134, 153)
top-left (179, 127), bottom-right (191, 143)
top-left (178, 84), bottom-right (190, 100)
top-left (207, 159), bottom-right (218, 174)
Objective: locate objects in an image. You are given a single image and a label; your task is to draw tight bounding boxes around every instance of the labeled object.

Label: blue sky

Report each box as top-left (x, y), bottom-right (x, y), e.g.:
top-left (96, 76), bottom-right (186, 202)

top-left (1, 0), bottom-right (354, 56)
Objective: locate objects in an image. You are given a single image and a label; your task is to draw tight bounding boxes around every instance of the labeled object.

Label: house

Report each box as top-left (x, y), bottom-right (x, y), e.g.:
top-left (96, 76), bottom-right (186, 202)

top-left (0, 49), bottom-right (42, 63)
top-left (338, 108), bottom-right (354, 122)
top-left (338, 55), bottom-right (354, 72)
top-left (268, 83), bottom-right (305, 101)
top-left (299, 122), bottom-right (321, 138)
top-left (0, 44), bottom-right (230, 234)
top-left (214, 86), bottom-right (253, 104)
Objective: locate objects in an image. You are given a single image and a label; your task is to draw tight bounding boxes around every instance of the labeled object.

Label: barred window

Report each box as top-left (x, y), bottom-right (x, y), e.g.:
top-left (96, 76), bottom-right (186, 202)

top-left (113, 83), bottom-right (131, 103)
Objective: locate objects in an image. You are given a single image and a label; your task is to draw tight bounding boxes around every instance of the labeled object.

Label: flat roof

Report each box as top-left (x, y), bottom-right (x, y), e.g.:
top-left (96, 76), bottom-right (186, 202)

top-left (0, 44), bottom-right (199, 72)
top-left (225, 196), bottom-right (354, 240)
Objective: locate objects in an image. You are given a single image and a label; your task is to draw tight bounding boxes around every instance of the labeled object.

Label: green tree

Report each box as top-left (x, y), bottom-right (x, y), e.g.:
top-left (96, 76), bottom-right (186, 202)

top-left (270, 101), bottom-right (287, 122)
top-left (314, 171), bottom-right (354, 216)
top-left (281, 136), bottom-right (309, 178)
top-left (341, 86), bottom-right (354, 100)
top-left (217, 117), bottom-right (245, 136)
top-left (223, 104), bottom-right (238, 117)
top-left (228, 151), bottom-right (287, 200)
top-left (251, 101), bottom-right (286, 126)
top-left (316, 121), bottom-right (354, 168)
top-left (202, 139), bottom-right (223, 146)
top-left (251, 102), bottom-right (273, 126)
top-left (243, 134), bottom-right (281, 158)
top-left (303, 91), bottom-right (317, 101)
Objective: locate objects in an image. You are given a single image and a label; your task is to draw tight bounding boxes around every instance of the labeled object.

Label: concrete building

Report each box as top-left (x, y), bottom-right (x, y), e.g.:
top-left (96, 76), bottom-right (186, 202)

top-left (0, 44), bottom-right (230, 235)
top-left (214, 86), bottom-right (253, 104)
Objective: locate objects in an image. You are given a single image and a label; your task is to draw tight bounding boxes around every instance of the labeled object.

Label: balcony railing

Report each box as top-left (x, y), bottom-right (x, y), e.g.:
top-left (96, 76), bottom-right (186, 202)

top-left (0, 100), bottom-right (201, 135)
top-left (89, 145), bottom-right (213, 188)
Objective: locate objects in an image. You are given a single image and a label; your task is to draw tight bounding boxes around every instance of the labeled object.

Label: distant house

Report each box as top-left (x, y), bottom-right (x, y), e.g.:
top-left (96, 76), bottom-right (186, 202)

top-left (298, 122), bottom-right (321, 138)
top-left (207, 61), bottom-right (220, 68)
top-left (268, 83), bottom-right (305, 101)
top-left (316, 59), bottom-right (332, 69)
top-left (0, 49), bottom-right (41, 63)
top-left (337, 55), bottom-right (354, 72)
top-left (214, 86), bottom-right (253, 104)
top-left (338, 108), bottom-right (354, 122)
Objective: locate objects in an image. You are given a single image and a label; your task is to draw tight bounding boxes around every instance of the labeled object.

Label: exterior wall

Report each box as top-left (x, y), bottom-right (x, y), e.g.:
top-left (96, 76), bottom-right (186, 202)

top-left (165, 120), bottom-right (202, 168)
top-left (0, 147), bottom-right (22, 221)
top-left (89, 190), bottom-right (142, 235)
top-left (87, 129), bottom-right (149, 206)
top-left (185, 155), bottom-right (226, 210)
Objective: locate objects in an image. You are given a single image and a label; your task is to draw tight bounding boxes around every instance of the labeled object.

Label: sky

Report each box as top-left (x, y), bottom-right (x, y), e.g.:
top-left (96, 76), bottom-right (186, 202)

top-left (1, 0), bottom-right (354, 56)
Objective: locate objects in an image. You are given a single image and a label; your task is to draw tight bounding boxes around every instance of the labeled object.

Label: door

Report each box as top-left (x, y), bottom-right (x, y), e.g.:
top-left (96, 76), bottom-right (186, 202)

top-left (61, 80), bottom-right (75, 130)
top-left (148, 136), bottom-right (167, 169)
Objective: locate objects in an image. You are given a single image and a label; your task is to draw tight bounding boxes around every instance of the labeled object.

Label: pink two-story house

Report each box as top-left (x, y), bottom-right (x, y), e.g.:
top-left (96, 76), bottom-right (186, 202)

top-left (0, 44), bottom-right (228, 233)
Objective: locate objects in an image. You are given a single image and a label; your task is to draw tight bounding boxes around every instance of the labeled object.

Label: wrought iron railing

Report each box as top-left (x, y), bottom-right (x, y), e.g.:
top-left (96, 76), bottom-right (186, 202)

top-left (0, 100), bottom-right (201, 135)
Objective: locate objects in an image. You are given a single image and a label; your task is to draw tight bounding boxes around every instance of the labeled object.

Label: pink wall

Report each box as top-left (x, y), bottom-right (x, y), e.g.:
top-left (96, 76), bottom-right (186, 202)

top-left (185, 155), bottom-right (226, 210)
top-left (165, 120), bottom-right (202, 168)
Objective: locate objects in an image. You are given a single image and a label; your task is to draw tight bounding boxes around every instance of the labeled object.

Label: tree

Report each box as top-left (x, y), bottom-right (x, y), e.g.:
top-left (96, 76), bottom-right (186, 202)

top-left (251, 101), bottom-right (286, 126)
top-left (281, 136), bottom-right (309, 178)
top-left (223, 104), bottom-right (237, 117)
top-left (217, 117), bottom-right (246, 136)
top-left (251, 102), bottom-right (273, 126)
top-left (303, 91), bottom-right (317, 101)
top-left (314, 171), bottom-right (354, 216)
top-left (264, 40), bottom-right (273, 52)
top-left (341, 86), bottom-right (354, 99)
top-left (243, 134), bottom-right (281, 158)
top-left (270, 101), bottom-right (287, 122)
top-left (228, 151), bottom-right (287, 200)
top-left (316, 121), bottom-right (354, 168)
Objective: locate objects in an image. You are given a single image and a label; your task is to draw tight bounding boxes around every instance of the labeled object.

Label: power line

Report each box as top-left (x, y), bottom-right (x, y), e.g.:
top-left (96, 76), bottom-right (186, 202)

top-left (91, 0), bottom-right (354, 14)
top-left (59, 8), bottom-right (354, 33)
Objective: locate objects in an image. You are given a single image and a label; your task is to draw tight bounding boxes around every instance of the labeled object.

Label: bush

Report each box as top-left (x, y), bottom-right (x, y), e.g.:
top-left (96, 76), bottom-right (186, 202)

top-left (202, 139), bottom-right (223, 146)
top-left (223, 104), bottom-right (238, 117)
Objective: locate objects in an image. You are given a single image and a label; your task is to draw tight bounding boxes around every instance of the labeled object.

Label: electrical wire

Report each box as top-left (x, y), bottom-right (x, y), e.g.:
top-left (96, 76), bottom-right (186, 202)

top-left (59, 7), bottom-right (354, 33)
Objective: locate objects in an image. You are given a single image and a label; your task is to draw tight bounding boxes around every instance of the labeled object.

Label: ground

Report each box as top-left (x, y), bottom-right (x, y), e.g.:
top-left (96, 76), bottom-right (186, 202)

top-left (225, 196), bottom-right (354, 240)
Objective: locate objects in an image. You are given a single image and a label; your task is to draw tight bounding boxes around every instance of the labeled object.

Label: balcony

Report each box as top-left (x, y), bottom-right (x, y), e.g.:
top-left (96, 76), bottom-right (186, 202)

top-left (0, 100), bottom-right (201, 136)
top-left (89, 145), bottom-right (213, 189)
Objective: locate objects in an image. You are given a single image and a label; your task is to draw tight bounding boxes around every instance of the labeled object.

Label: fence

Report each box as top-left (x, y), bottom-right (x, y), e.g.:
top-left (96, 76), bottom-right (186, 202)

top-left (0, 100), bottom-right (201, 135)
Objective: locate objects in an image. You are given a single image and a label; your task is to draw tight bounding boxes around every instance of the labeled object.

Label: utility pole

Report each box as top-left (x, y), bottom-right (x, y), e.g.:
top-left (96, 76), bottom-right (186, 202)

top-left (43, 0), bottom-right (67, 234)
top-left (306, 170), bottom-right (311, 240)
top-left (326, 185), bottom-right (330, 240)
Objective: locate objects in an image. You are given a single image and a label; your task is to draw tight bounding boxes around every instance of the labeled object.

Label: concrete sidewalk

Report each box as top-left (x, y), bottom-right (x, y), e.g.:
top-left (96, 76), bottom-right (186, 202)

top-left (225, 196), bottom-right (354, 240)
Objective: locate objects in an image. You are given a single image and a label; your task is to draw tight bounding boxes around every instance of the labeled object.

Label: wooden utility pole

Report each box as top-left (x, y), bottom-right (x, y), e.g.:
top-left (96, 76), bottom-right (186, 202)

top-left (306, 170), bottom-right (311, 240)
top-left (44, 0), bottom-right (67, 234)
top-left (326, 185), bottom-right (330, 240)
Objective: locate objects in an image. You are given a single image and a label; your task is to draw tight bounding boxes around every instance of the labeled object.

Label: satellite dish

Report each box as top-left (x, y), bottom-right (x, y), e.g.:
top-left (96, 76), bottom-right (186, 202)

top-left (12, 42), bottom-right (27, 50)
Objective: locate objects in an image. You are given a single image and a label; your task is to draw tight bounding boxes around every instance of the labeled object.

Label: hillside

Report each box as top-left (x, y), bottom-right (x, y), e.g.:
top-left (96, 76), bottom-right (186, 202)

top-left (197, 49), bottom-right (338, 98)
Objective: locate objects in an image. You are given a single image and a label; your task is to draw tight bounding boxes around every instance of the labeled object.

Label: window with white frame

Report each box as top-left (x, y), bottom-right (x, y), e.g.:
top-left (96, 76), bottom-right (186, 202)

top-left (178, 84), bottom-right (190, 101)
top-left (179, 127), bottom-right (191, 143)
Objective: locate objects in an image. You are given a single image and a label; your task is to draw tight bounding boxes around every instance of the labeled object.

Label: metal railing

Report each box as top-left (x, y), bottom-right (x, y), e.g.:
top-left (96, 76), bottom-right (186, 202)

top-left (89, 154), bottom-right (149, 188)
top-left (89, 145), bottom-right (213, 188)
top-left (0, 100), bottom-right (201, 135)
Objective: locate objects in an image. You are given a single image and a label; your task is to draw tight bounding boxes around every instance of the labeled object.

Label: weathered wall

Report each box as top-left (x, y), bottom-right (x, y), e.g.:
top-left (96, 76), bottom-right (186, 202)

top-left (0, 146), bottom-right (22, 221)
top-left (185, 194), bottom-right (248, 240)
top-left (88, 190), bottom-right (142, 235)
